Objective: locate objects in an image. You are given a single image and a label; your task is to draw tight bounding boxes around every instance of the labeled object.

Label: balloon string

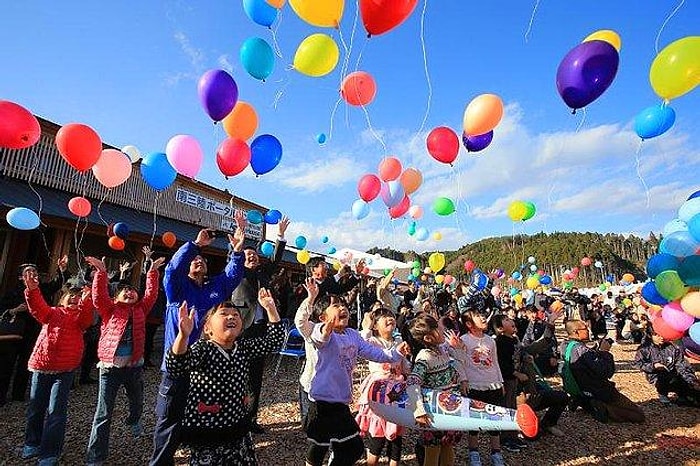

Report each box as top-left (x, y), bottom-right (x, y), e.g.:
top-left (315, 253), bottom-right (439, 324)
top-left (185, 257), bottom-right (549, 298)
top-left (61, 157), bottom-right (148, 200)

top-left (150, 192), bottom-right (161, 249)
top-left (328, 96), bottom-right (343, 142)
top-left (345, 0), bottom-right (360, 78)
top-left (270, 9), bottom-right (284, 58)
top-left (273, 74), bottom-right (292, 109)
top-left (360, 100), bottom-right (387, 153)
top-left (655, 0), bottom-right (685, 54)
top-left (634, 139), bottom-right (651, 208)
top-left (26, 151), bottom-right (45, 224)
top-left (412, 0), bottom-right (432, 144)
top-left (353, 36), bottom-right (369, 73)
top-left (97, 191), bottom-right (110, 228)
top-left (523, 0), bottom-right (541, 43)
top-left (450, 164), bottom-right (465, 236)
top-left (574, 106), bottom-right (587, 133)
top-left (547, 181), bottom-right (556, 212)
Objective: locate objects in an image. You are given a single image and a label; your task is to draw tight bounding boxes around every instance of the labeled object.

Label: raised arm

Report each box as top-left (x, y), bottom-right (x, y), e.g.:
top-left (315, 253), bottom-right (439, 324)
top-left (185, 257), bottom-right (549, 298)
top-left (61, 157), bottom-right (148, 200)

top-left (23, 270), bottom-right (52, 324)
top-left (86, 257), bottom-right (113, 318)
top-left (295, 278), bottom-right (319, 340)
top-left (140, 257), bottom-right (166, 313)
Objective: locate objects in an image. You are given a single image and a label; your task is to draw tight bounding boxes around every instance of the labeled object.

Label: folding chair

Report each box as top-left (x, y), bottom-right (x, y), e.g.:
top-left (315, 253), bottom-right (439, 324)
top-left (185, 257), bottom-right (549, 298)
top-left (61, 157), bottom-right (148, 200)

top-left (273, 327), bottom-right (306, 377)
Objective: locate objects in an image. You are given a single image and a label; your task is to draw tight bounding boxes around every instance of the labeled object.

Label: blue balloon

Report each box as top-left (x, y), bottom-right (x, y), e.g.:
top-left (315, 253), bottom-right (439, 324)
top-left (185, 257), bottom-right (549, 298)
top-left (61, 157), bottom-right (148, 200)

top-left (264, 209), bottom-right (282, 224)
top-left (659, 230), bottom-right (700, 258)
top-left (510, 287), bottom-right (519, 297)
top-left (634, 104), bottom-right (675, 140)
top-left (260, 241), bottom-right (275, 257)
top-left (646, 253), bottom-right (681, 279)
top-left (415, 227), bottom-right (429, 241)
top-left (327, 247), bottom-right (337, 254)
top-left (689, 213), bottom-right (700, 243)
top-left (321, 235), bottom-right (329, 243)
top-left (140, 152), bottom-right (177, 191)
top-left (250, 134), bottom-right (282, 176)
top-left (242, 0), bottom-right (277, 27)
top-left (540, 275), bottom-right (552, 285)
top-left (407, 221), bottom-right (417, 236)
top-left (317, 133), bottom-right (327, 144)
top-left (247, 210), bottom-right (263, 224)
top-left (407, 274), bottom-right (415, 281)
top-left (688, 190), bottom-right (700, 201)
top-left (240, 37), bottom-right (274, 81)
top-left (641, 281), bottom-right (668, 306)
top-left (113, 222), bottom-right (130, 239)
top-left (351, 199), bottom-right (370, 220)
top-left (663, 218), bottom-right (687, 236)
top-left (295, 235), bottom-right (307, 249)
top-left (511, 271), bottom-right (522, 280)
top-left (678, 255), bottom-right (700, 287)
top-left (6, 207), bottom-right (40, 230)
top-left (689, 322), bottom-right (700, 346)
top-left (473, 272), bottom-right (488, 290)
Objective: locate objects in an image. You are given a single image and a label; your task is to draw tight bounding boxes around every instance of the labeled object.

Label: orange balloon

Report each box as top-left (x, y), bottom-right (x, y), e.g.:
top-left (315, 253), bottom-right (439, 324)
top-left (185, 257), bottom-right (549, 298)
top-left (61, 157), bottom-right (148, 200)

top-left (378, 156), bottom-right (402, 181)
top-left (341, 71), bottom-right (377, 106)
top-left (162, 231), bottom-right (177, 248)
top-left (399, 167), bottom-right (422, 194)
top-left (222, 101), bottom-right (258, 141)
top-left (463, 94), bottom-right (504, 136)
top-left (108, 236), bottom-right (125, 251)
top-left (267, 0), bottom-right (286, 7)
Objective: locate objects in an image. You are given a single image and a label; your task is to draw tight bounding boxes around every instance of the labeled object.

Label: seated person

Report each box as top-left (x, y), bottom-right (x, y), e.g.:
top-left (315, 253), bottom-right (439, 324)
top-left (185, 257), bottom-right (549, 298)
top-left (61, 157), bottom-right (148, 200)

top-left (521, 306), bottom-right (559, 376)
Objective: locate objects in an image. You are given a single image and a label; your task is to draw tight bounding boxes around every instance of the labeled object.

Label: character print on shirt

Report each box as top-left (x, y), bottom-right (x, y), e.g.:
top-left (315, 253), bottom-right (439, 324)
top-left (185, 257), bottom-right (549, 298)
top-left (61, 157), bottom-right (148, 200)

top-left (470, 340), bottom-right (493, 368)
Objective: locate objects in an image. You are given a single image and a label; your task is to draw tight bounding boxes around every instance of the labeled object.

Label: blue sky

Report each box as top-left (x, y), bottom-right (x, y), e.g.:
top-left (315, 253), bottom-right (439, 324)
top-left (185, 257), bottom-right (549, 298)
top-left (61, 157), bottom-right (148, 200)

top-left (1, 1), bottom-right (698, 255)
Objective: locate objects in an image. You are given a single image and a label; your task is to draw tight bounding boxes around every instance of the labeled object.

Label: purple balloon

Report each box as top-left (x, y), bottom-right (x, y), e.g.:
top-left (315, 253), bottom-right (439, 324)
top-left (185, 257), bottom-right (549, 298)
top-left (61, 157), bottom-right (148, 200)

top-left (556, 40), bottom-right (619, 111)
top-left (688, 189), bottom-right (700, 201)
top-left (462, 130), bottom-right (493, 152)
top-left (197, 69), bottom-right (238, 122)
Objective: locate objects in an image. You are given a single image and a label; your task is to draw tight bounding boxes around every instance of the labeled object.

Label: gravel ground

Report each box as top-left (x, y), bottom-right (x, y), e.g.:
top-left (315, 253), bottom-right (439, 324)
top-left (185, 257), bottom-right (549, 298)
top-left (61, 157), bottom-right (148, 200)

top-left (1, 336), bottom-right (698, 466)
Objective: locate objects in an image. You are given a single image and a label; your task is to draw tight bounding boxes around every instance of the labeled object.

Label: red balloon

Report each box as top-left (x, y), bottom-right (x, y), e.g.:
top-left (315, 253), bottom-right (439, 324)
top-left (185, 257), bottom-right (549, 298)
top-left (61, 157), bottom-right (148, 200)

top-left (68, 196), bottom-right (92, 217)
top-left (464, 260), bottom-right (475, 272)
top-left (55, 123), bottom-right (102, 172)
top-left (378, 156), bottom-right (402, 181)
top-left (0, 101), bottom-right (41, 149)
top-left (341, 71), bottom-right (377, 106)
top-left (580, 257), bottom-right (592, 266)
top-left (572, 267), bottom-right (580, 274)
top-left (652, 315), bottom-right (685, 341)
top-left (108, 236), bottom-right (125, 251)
top-left (360, 0), bottom-right (418, 36)
top-left (357, 174), bottom-right (381, 202)
top-left (427, 126), bottom-right (459, 165)
top-left (389, 195), bottom-right (410, 219)
top-left (216, 138), bottom-right (251, 177)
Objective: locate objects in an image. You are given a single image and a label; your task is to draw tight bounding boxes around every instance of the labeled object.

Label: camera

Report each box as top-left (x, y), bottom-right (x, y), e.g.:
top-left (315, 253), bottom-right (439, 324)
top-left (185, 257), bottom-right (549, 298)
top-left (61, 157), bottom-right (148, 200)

top-left (208, 230), bottom-right (228, 239)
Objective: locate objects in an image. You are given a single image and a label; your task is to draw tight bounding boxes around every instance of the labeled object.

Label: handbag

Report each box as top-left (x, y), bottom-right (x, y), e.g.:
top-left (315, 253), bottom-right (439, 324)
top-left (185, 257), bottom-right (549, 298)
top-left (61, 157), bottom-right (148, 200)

top-left (0, 309), bottom-right (27, 336)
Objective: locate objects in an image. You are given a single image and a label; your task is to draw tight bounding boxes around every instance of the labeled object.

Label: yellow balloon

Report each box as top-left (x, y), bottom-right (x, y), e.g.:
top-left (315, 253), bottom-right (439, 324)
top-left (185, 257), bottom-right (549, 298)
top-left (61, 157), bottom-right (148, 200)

top-left (289, 0), bottom-right (343, 28)
top-left (297, 249), bottom-right (310, 264)
top-left (583, 30), bottom-right (622, 51)
top-left (513, 294), bottom-right (523, 304)
top-left (267, 0), bottom-right (286, 8)
top-left (428, 252), bottom-right (445, 274)
top-left (293, 33), bottom-right (340, 77)
top-left (526, 276), bottom-right (540, 290)
top-left (433, 231), bottom-right (442, 241)
top-left (507, 200), bottom-right (527, 222)
top-left (332, 260), bottom-right (342, 271)
top-left (435, 275), bottom-right (444, 284)
top-left (649, 36), bottom-right (700, 101)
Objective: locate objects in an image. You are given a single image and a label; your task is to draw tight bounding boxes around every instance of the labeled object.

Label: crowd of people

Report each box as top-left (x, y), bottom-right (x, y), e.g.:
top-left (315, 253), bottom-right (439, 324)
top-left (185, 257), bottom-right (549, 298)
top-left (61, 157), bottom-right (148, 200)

top-left (1, 224), bottom-right (699, 466)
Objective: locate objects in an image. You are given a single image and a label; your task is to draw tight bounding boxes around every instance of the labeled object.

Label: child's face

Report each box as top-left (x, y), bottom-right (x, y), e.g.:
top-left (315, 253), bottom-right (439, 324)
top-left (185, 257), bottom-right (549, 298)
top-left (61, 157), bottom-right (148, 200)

top-left (375, 316), bottom-right (396, 336)
top-left (205, 305), bottom-right (243, 345)
top-left (468, 313), bottom-right (488, 331)
top-left (499, 318), bottom-right (516, 336)
top-left (651, 333), bottom-right (665, 346)
top-left (324, 303), bottom-right (350, 331)
top-left (427, 321), bottom-right (446, 345)
top-left (116, 286), bottom-right (139, 304)
top-left (60, 290), bottom-right (81, 308)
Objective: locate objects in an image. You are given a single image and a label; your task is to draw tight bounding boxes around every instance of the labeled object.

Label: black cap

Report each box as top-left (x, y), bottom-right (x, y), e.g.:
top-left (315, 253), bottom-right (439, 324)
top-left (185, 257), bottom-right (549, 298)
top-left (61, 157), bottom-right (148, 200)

top-left (116, 280), bottom-right (137, 291)
top-left (18, 263), bottom-right (38, 275)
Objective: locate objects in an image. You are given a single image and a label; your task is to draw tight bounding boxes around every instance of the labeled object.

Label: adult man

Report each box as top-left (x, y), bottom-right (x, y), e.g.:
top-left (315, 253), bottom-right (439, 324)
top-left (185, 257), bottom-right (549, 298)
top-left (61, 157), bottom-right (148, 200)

top-left (520, 305), bottom-right (559, 376)
top-left (149, 213), bottom-right (247, 466)
top-left (307, 256), bottom-right (365, 303)
top-left (560, 319), bottom-right (645, 423)
top-left (231, 216), bottom-right (289, 434)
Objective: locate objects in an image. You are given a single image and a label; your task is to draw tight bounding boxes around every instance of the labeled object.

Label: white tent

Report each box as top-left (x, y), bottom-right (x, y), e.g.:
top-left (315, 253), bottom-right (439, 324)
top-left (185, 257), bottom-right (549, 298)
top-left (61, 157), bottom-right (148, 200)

top-left (328, 248), bottom-right (413, 281)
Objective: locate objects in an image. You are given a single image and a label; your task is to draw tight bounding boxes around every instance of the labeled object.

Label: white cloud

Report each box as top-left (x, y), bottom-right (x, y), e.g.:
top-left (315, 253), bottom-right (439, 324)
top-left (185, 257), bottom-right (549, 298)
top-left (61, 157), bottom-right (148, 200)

top-left (217, 54), bottom-right (234, 74)
top-left (173, 31), bottom-right (205, 72)
top-left (267, 155), bottom-right (367, 193)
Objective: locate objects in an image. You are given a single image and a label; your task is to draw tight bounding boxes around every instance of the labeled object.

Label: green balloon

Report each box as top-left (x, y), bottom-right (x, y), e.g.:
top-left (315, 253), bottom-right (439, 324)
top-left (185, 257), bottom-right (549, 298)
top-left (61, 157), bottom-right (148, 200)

top-left (412, 260), bottom-right (421, 268)
top-left (383, 268), bottom-right (391, 276)
top-left (655, 270), bottom-right (689, 300)
top-left (522, 201), bottom-right (536, 221)
top-left (412, 267), bottom-right (420, 277)
top-left (433, 197), bottom-right (455, 216)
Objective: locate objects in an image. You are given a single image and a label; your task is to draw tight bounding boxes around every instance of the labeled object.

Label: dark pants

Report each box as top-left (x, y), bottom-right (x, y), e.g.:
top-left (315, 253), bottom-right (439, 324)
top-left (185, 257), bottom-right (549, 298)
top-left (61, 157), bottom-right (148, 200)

top-left (80, 326), bottom-right (99, 382)
top-left (12, 325), bottom-right (40, 401)
top-left (527, 389), bottom-right (569, 428)
top-left (655, 371), bottom-right (700, 400)
top-left (144, 323), bottom-right (160, 366)
top-left (149, 372), bottom-right (189, 466)
top-left (0, 339), bottom-right (20, 404)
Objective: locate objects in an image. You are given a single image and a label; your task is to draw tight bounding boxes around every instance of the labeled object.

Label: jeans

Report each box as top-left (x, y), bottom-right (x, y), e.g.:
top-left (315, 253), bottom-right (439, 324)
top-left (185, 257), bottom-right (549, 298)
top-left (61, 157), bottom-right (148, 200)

top-left (24, 371), bottom-right (75, 461)
top-left (86, 366), bottom-right (144, 463)
top-left (149, 372), bottom-right (189, 466)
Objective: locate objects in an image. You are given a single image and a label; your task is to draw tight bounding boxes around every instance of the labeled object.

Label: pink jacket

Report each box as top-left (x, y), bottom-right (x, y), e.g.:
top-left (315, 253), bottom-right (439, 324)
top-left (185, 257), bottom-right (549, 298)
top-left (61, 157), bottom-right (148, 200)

top-left (26, 288), bottom-right (93, 372)
top-left (93, 269), bottom-right (159, 365)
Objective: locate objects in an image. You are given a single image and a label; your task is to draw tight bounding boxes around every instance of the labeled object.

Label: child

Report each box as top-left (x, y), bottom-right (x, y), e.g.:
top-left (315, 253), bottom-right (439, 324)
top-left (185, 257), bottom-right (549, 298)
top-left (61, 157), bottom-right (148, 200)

top-left (305, 298), bottom-right (409, 466)
top-left (634, 327), bottom-right (700, 406)
top-left (407, 314), bottom-right (468, 466)
top-left (294, 277), bottom-right (321, 426)
top-left (460, 310), bottom-right (505, 466)
top-left (356, 308), bottom-right (411, 466)
top-left (85, 254), bottom-right (164, 466)
top-left (167, 288), bottom-right (284, 464)
top-left (21, 270), bottom-right (94, 466)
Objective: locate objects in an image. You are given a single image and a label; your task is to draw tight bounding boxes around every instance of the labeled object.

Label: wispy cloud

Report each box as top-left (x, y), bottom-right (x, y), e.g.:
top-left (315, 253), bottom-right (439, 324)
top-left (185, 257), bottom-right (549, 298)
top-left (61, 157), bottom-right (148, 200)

top-left (217, 54), bottom-right (234, 74)
top-left (162, 31), bottom-right (206, 87)
top-left (268, 155), bottom-right (367, 193)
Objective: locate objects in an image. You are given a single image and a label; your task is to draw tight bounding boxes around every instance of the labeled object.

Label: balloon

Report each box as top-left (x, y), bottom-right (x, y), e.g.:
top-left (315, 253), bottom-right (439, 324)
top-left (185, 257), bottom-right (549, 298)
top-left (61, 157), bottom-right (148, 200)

top-left (6, 207), bottom-right (40, 230)
top-left (327, 246), bottom-right (337, 254)
top-left (428, 253), bottom-right (445, 273)
top-left (580, 257), bottom-right (592, 267)
top-left (321, 235), bottom-right (329, 243)
top-left (267, 0), bottom-right (286, 8)
top-left (264, 209), bottom-right (282, 224)
top-left (556, 40), bottom-right (619, 110)
top-left (260, 241), bottom-right (275, 257)
top-left (512, 271), bottom-right (522, 280)
top-left (358, 174), bottom-right (381, 202)
top-left (680, 291), bottom-right (700, 318)
top-left (426, 127), bottom-right (459, 165)
top-left (140, 152), bottom-right (177, 191)
top-left (594, 261), bottom-right (603, 268)
top-left (654, 270), bottom-right (688, 301)
top-left (243, 0), bottom-right (278, 27)
top-left (433, 197), bottom-right (455, 216)
top-left (240, 37), bottom-right (275, 81)
top-left (690, 322), bottom-right (700, 345)
top-left (399, 168), bottom-right (422, 195)
top-left (689, 213), bottom-right (700, 242)
top-left (341, 71), bottom-right (377, 106)
top-left (433, 232), bottom-right (442, 241)
top-left (378, 157), bottom-right (402, 181)
top-left (293, 33), bottom-right (339, 77)
top-left (647, 253), bottom-right (680, 278)
top-left (678, 255), bottom-right (700, 287)
top-left (462, 130), bottom-right (493, 152)
top-left (412, 267), bottom-right (420, 277)
top-left (55, 123), bottom-right (102, 172)
top-left (389, 195), bottom-right (410, 219)
top-left (92, 149), bottom-right (132, 188)
top-left (380, 181), bottom-right (405, 208)
top-left (621, 273), bottom-right (635, 284)
top-left (121, 145), bottom-right (141, 162)
top-left (295, 235), bottom-right (307, 249)
top-left (360, 0), bottom-right (417, 36)
top-left (507, 201), bottom-right (527, 222)
top-left (529, 264), bottom-right (537, 272)
top-left (540, 275), bottom-right (552, 285)
top-left (583, 29), bottom-right (622, 51)
top-left (526, 276), bottom-right (540, 290)
top-left (197, 69), bottom-right (238, 122)
top-left (527, 256), bottom-right (536, 264)
top-left (659, 230), bottom-right (699, 258)
top-left (407, 221), bottom-right (416, 236)
top-left (332, 260), bottom-right (342, 271)
top-left (435, 275), bottom-right (444, 285)
top-left (108, 236), bottom-right (125, 251)
top-left (662, 302), bottom-right (694, 332)
top-left (415, 227), bottom-right (429, 241)
top-left (634, 104), bottom-right (676, 140)
top-left (216, 138), bottom-right (251, 177)
top-left (297, 249), bottom-right (311, 265)
top-left (165, 135), bottom-right (203, 178)
top-left (247, 210), bottom-right (264, 224)
top-left (222, 101), bottom-right (258, 141)
top-left (68, 196), bottom-right (91, 217)
top-left (444, 275), bottom-right (454, 286)
top-left (463, 94), bottom-right (504, 136)
top-left (250, 134), bottom-right (282, 175)
top-left (289, 0), bottom-right (343, 27)
top-left (689, 190), bottom-right (700, 201)
top-left (653, 315), bottom-right (686, 340)
top-left (464, 260), bottom-right (475, 272)
top-left (162, 231), bottom-right (177, 248)
top-left (409, 205), bottom-right (423, 219)
top-left (0, 101), bottom-right (40, 149)
top-left (113, 222), bottom-right (130, 240)
top-left (649, 36), bottom-right (700, 101)
top-left (317, 133), bottom-right (327, 144)
top-left (352, 199), bottom-right (370, 220)
top-left (679, 198), bottom-right (700, 222)
top-left (663, 218), bottom-right (687, 236)
top-left (522, 201), bottom-right (536, 221)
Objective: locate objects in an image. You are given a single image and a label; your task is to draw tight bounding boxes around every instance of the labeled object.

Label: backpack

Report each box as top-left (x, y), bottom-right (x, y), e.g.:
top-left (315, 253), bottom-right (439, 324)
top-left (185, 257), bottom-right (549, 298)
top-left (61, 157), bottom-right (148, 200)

top-left (561, 340), bottom-right (582, 396)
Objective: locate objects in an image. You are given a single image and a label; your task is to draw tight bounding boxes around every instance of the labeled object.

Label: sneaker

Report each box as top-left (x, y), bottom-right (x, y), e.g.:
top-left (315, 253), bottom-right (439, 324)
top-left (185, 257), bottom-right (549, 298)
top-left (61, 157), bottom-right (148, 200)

top-left (501, 440), bottom-right (521, 453)
top-left (658, 394), bottom-right (672, 405)
top-left (490, 451), bottom-right (506, 466)
top-left (21, 445), bottom-right (40, 459)
top-left (130, 422), bottom-right (144, 437)
top-left (37, 457), bottom-right (58, 466)
top-left (589, 400), bottom-right (609, 423)
top-left (545, 425), bottom-right (565, 437)
top-left (468, 450), bottom-right (483, 466)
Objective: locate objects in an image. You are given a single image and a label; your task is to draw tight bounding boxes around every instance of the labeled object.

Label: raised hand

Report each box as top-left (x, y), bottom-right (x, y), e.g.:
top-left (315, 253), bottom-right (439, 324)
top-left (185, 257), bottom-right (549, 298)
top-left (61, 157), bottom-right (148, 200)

top-left (444, 328), bottom-right (464, 350)
top-left (233, 209), bottom-right (247, 230)
top-left (142, 245), bottom-right (153, 259)
top-left (258, 287), bottom-right (276, 311)
top-left (57, 254), bottom-right (69, 271)
top-left (23, 269), bottom-right (39, 290)
top-left (361, 311), bottom-right (373, 332)
top-left (119, 261), bottom-right (134, 274)
top-left (303, 277), bottom-right (319, 302)
top-left (396, 341), bottom-right (411, 357)
top-left (150, 257), bottom-right (166, 271)
top-left (278, 216), bottom-right (290, 238)
top-left (178, 301), bottom-right (195, 338)
top-left (354, 259), bottom-right (366, 275)
top-left (230, 224), bottom-right (246, 252)
top-left (194, 229), bottom-right (214, 248)
top-left (85, 256), bottom-right (107, 273)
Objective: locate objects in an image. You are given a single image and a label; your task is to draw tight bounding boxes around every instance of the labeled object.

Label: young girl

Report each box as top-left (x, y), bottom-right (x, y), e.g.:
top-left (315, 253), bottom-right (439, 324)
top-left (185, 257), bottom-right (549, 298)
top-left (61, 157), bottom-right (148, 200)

top-left (356, 308), bottom-right (411, 466)
top-left (85, 255), bottom-right (164, 466)
top-left (305, 298), bottom-right (409, 466)
top-left (21, 270), bottom-right (94, 466)
top-left (167, 288), bottom-right (284, 465)
top-left (407, 314), bottom-right (468, 466)
top-left (294, 277), bottom-right (321, 426)
top-left (460, 310), bottom-right (505, 466)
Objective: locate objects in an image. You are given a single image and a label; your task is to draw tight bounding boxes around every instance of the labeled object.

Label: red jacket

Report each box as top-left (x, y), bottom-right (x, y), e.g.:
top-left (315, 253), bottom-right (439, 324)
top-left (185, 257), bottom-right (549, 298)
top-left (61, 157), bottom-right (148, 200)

top-left (26, 288), bottom-right (93, 372)
top-left (93, 269), bottom-right (159, 365)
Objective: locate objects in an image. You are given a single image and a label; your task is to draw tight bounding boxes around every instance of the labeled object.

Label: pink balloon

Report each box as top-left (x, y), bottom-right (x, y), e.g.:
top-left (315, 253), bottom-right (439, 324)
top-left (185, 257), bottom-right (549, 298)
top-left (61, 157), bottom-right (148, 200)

top-left (92, 149), bottom-right (132, 188)
top-left (358, 174), bottom-right (381, 202)
top-left (408, 205), bottom-right (423, 219)
top-left (491, 285), bottom-right (502, 297)
top-left (444, 275), bottom-right (454, 286)
top-left (661, 301), bottom-right (695, 332)
top-left (166, 135), bottom-right (203, 178)
top-left (378, 156), bottom-right (402, 181)
top-left (68, 196), bottom-right (91, 217)
top-left (389, 195), bottom-right (410, 219)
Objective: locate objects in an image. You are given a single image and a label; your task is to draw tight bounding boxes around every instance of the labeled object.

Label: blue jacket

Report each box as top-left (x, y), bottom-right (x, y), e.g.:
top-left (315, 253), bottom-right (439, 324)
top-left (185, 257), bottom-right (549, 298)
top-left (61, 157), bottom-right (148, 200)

top-left (161, 241), bottom-right (244, 371)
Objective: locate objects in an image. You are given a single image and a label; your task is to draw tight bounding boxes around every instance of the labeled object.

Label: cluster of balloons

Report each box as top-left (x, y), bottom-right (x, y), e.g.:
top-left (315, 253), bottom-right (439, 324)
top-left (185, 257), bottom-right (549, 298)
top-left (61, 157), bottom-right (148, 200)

top-left (507, 200), bottom-right (537, 222)
top-left (104, 221), bottom-right (129, 251)
top-left (462, 93), bottom-right (504, 150)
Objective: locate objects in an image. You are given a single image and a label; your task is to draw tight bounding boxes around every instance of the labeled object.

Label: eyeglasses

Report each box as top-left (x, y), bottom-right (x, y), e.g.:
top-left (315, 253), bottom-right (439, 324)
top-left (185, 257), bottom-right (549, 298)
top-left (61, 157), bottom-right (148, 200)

top-left (575, 327), bottom-right (589, 333)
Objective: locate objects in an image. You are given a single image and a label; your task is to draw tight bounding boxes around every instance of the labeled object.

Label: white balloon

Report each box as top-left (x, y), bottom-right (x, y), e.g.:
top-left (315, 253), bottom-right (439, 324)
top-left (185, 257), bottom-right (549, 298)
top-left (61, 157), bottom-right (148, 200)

top-left (121, 145), bottom-right (141, 162)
